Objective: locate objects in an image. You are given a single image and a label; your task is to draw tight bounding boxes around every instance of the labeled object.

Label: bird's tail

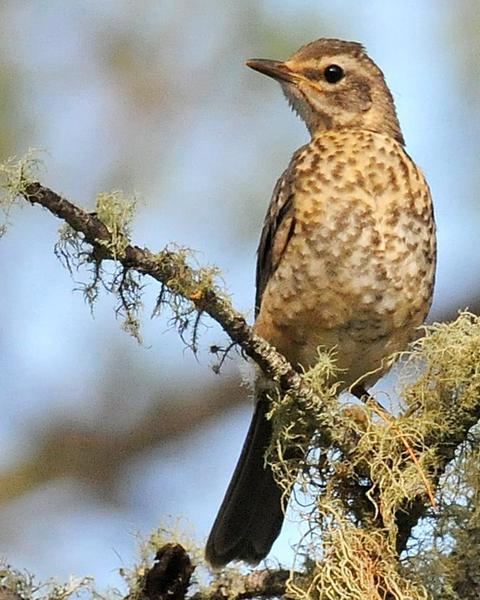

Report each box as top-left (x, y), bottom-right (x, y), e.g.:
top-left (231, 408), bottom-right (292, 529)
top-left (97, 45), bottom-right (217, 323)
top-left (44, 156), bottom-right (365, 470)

top-left (205, 397), bottom-right (286, 568)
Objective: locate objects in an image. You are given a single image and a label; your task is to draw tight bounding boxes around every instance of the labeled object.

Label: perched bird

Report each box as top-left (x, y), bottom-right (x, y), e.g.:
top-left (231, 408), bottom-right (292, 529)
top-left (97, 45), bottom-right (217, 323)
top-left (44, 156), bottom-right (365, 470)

top-left (205, 38), bottom-right (436, 568)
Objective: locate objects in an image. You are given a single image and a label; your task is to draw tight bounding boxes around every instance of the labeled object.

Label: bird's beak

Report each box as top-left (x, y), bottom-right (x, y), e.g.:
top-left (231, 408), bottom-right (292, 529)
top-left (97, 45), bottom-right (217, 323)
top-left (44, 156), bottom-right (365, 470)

top-left (246, 59), bottom-right (298, 84)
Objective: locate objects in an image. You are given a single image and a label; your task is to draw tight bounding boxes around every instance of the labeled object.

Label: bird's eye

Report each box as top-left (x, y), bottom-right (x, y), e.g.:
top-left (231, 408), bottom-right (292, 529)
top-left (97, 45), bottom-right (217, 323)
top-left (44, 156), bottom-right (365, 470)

top-left (323, 64), bottom-right (344, 84)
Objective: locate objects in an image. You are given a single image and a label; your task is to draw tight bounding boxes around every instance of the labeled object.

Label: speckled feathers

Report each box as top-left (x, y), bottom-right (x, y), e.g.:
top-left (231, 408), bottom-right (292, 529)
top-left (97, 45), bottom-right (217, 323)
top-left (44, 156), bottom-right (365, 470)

top-left (206, 38), bottom-right (436, 568)
top-left (254, 129), bottom-right (435, 386)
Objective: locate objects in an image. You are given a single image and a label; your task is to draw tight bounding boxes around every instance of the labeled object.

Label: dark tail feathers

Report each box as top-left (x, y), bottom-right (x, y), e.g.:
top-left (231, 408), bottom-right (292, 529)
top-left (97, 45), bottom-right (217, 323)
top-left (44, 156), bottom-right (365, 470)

top-left (205, 398), bottom-right (285, 567)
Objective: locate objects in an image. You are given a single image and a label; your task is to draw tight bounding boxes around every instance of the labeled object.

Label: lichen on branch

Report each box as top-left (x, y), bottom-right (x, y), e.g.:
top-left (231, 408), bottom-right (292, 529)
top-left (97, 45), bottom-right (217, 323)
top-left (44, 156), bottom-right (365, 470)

top-left (0, 156), bottom-right (305, 395)
top-left (3, 154), bottom-right (480, 598)
top-left (266, 312), bottom-right (480, 599)
top-left (54, 190), bottom-right (145, 342)
top-left (0, 151), bottom-right (44, 236)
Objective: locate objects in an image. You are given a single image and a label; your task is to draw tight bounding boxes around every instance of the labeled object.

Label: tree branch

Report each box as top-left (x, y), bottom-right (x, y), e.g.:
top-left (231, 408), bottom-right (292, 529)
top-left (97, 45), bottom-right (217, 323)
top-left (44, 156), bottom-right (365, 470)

top-left (140, 543), bottom-right (293, 600)
top-left (22, 181), bottom-right (305, 397)
top-left (10, 179), bottom-right (480, 599)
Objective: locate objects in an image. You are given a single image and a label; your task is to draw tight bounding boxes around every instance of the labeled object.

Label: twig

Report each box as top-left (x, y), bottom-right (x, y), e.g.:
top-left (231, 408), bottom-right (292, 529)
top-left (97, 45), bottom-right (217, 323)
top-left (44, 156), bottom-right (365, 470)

top-left (15, 180), bottom-right (480, 596)
top-left (22, 181), bottom-right (307, 398)
top-left (191, 568), bottom-right (294, 600)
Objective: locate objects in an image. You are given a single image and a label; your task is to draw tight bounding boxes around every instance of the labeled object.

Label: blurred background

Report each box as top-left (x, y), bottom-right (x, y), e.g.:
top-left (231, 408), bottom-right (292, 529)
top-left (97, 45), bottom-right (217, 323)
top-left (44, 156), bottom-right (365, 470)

top-left (0, 0), bottom-right (478, 589)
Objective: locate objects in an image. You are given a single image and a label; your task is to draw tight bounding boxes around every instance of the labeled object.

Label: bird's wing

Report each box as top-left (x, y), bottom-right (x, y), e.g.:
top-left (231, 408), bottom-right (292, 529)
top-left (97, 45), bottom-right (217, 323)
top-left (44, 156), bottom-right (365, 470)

top-left (255, 167), bottom-right (296, 316)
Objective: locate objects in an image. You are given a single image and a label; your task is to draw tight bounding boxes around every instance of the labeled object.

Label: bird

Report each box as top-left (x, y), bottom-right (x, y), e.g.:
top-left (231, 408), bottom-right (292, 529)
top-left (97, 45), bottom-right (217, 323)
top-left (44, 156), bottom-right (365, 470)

top-left (205, 38), bottom-right (436, 568)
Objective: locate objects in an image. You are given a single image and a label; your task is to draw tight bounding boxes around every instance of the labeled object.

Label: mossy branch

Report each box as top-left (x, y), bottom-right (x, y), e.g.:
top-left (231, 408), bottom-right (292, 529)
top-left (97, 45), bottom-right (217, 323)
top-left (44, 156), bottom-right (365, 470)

top-left (3, 161), bottom-right (480, 598)
top-left (20, 180), bottom-right (305, 396)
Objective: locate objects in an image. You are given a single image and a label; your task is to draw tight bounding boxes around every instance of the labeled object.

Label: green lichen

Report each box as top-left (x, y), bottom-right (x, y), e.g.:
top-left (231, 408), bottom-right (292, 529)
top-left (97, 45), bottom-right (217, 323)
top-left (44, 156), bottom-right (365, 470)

top-left (95, 191), bottom-right (136, 258)
top-left (151, 245), bottom-right (226, 354)
top-left (0, 150), bottom-right (44, 236)
top-left (0, 561), bottom-right (92, 600)
top-left (54, 192), bottom-right (144, 343)
top-left (261, 312), bottom-right (480, 600)
top-left (120, 522), bottom-right (210, 600)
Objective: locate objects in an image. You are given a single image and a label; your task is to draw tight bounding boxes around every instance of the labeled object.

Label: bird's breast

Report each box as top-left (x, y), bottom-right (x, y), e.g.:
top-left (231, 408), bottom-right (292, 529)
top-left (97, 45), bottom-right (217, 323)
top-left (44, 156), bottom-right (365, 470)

top-left (254, 130), bottom-right (436, 385)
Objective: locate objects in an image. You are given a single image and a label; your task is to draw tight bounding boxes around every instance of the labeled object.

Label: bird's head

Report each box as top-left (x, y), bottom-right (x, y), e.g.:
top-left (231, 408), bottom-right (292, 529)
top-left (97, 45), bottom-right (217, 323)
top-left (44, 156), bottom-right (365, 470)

top-left (247, 38), bottom-right (404, 144)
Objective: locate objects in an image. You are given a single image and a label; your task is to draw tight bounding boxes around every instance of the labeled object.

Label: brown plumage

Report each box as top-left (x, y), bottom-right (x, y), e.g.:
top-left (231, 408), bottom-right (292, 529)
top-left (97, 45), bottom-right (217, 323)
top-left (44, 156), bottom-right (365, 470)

top-left (205, 38), bottom-right (436, 568)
